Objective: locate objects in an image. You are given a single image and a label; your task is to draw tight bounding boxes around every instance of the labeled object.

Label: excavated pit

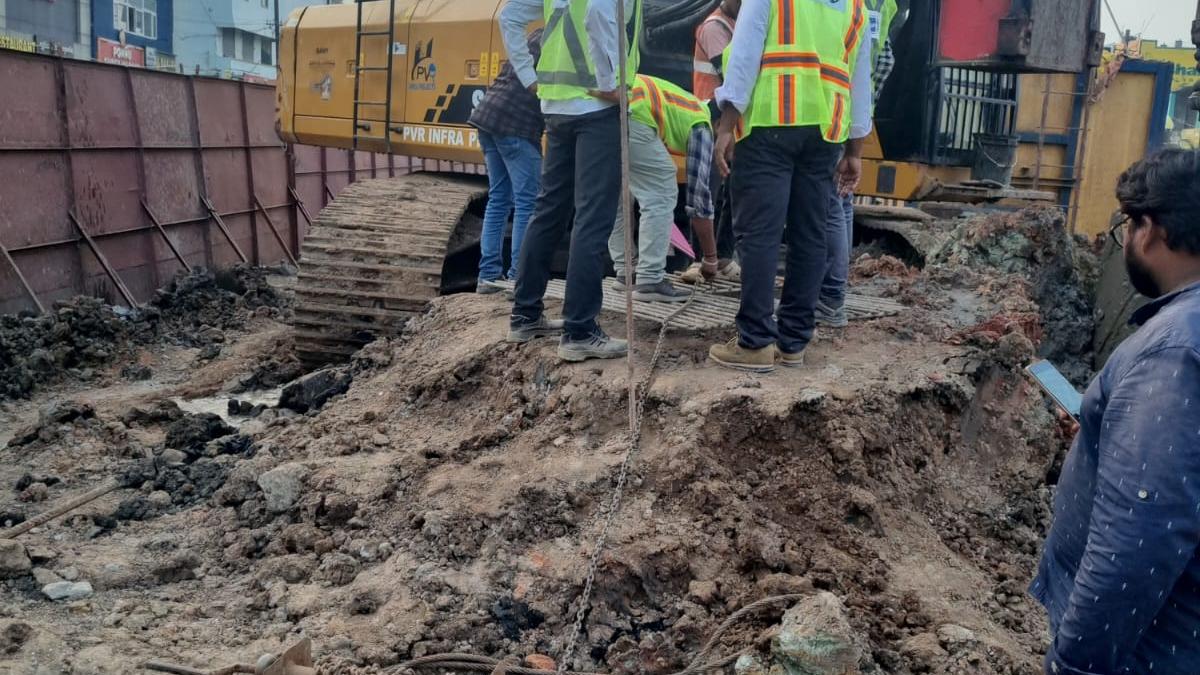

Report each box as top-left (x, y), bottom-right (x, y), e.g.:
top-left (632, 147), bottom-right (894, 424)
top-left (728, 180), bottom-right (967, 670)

top-left (0, 207), bottom-right (1096, 675)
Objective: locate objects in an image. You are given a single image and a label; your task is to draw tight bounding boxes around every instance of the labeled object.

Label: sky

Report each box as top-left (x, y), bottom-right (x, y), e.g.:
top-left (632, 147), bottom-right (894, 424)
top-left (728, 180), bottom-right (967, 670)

top-left (1102, 0), bottom-right (1195, 46)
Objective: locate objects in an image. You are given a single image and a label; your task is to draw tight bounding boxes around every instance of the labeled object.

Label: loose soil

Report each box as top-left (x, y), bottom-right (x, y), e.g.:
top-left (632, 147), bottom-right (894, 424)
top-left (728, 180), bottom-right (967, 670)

top-left (0, 207), bottom-right (1094, 675)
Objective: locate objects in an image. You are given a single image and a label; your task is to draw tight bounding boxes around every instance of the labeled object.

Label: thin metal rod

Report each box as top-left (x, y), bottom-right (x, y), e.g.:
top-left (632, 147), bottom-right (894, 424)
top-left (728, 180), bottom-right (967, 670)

top-left (618, 0), bottom-right (636, 434)
top-left (289, 186), bottom-right (316, 227)
top-left (1033, 74), bottom-right (1052, 191)
top-left (201, 196), bottom-right (250, 264)
top-left (141, 199), bottom-right (193, 273)
top-left (0, 239), bottom-right (45, 314)
top-left (68, 211), bottom-right (139, 308)
top-left (5, 202), bottom-right (299, 254)
top-left (1, 479), bottom-right (121, 539)
top-left (253, 195), bottom-right (300, 266)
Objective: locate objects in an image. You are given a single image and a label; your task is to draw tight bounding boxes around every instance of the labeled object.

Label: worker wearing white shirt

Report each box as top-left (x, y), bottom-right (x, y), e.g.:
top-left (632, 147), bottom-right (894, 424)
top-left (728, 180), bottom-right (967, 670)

top-left (502, 0), bottom-right (643, 362)
top-left (707, 0), bottom-right (873, 373)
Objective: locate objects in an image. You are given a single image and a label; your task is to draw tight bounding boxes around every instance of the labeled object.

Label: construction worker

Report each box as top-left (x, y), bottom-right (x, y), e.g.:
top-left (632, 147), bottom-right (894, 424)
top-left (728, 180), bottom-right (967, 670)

top-left (501, 0), bottom-right (642, 362)
top-left (609, 75), bottom-right (719, 301)
top-left (708, 0), bottom-right (873, 372)
top-left (470, 28), bottom-right (545, 294)
top-left (680, 0), bottom-right (742, 284)
top-left (817, 0), bottom-right (898, 328)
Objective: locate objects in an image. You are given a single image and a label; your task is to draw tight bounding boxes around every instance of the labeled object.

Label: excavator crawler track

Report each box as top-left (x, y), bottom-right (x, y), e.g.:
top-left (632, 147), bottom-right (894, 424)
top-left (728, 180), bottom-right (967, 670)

top-left (294, 173), bottom-right (487, 364)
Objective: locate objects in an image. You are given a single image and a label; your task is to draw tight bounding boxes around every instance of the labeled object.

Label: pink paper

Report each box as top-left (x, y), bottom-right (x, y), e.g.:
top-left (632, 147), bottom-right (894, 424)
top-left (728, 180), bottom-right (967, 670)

top-left (669, 224), bottom-right (695, 259)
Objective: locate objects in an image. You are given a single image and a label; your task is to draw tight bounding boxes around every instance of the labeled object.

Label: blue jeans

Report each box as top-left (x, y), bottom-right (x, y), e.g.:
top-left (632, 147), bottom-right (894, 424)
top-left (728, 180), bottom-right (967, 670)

top-left (820, 192), bottom-right (855, 308)
top-left (478, 131), bottom-right (542, 282)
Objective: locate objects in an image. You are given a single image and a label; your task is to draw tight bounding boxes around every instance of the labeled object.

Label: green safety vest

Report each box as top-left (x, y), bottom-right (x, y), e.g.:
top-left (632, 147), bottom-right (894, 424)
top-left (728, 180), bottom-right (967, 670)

top-left (537, 0), bottom-right (643, 102)
top-left (629, 75), bottom-right (711, 155)
top-left (865, 0), bottom-right (897, 66)
top-left (732, 0), bottom-right (867, 143)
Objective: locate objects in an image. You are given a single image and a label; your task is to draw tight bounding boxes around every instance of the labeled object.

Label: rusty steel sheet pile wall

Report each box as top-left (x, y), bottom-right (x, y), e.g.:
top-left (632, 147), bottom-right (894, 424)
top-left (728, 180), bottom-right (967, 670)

top-left (0, 50), bottom-right (479, 316)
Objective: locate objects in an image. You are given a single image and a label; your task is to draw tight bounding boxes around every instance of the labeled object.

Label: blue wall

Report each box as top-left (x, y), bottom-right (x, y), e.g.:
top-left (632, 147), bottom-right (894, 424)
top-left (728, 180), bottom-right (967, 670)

top-left (92, 0), bottom-right (174, 54)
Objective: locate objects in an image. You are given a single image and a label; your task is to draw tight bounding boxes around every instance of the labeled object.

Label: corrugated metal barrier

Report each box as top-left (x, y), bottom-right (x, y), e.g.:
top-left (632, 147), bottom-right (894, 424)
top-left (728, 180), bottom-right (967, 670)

top-left (0, 49), bottom-right (479, 315)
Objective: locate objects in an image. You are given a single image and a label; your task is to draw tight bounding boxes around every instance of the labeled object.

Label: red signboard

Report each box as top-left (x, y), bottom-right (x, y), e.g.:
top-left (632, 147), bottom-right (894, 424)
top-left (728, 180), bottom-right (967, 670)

top-left (97, 37), bottom-right (145, 67)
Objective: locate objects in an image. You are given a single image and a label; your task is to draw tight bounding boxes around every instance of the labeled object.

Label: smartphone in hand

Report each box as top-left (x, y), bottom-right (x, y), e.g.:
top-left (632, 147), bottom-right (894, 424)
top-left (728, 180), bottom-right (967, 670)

top-left (1025, 360), bottom-right (1083, 423)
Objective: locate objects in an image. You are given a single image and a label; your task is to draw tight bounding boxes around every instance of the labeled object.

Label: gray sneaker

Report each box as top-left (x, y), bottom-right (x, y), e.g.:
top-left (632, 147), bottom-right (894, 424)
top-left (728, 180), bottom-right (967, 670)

top-left (507, 316), bottom-right (565, 343)
top-left (815, 299), bottom-right (848, 328)
top-left (633, 279), bottom-right (691, 303)
top-left (612, 276), bottom-right (629, 292)
top-left (558, 331), bottom-right (628, 362)
top-left (477, 279), bottom-right (504, 295)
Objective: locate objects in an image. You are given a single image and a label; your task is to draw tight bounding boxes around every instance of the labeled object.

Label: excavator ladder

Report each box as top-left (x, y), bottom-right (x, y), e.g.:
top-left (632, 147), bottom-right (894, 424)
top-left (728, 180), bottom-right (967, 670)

top-left (351, 0), bottom-right (398, 151)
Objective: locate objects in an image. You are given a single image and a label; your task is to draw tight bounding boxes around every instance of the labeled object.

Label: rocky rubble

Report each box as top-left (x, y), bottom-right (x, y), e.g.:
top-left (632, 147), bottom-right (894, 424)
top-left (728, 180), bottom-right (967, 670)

top-left (0, 265), bottom-right (291, 400)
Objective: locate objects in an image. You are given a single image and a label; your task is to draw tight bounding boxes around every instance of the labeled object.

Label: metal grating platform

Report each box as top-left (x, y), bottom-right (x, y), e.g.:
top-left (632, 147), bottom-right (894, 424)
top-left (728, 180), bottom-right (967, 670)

top-left (493, 277), bottom-right (904, 330)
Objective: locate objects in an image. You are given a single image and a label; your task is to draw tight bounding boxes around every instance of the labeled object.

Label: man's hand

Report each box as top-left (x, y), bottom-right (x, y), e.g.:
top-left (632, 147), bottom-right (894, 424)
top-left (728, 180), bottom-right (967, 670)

top-left (701, 257), bottom-right (720, 281)
top-left (588, 89), bottom-right (622, 104)
top-left (835, 155), bottom-right (861, 197)
top-left (715, 105), bottom-right (740, 178)
top-left (527, 82), bottom-right (539, 95)
top-left (716, 128), bottom-right (736, 178)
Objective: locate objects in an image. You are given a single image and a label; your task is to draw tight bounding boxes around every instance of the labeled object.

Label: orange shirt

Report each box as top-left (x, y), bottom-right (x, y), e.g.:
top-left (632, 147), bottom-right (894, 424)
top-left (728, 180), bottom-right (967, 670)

top-left (693, 8), bottom-right (735, 102)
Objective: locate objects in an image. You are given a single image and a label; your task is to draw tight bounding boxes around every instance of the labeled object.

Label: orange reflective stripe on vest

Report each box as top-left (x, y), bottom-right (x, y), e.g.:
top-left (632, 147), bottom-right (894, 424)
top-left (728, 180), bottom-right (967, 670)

top-left (760, 52), bottom-right (851, 91)
top-left (843, 0), bottom-right (866, 61)
top-left (826, 93), bottom-right (844, 141)
top-left (776, 0), bottom-right (794, 45)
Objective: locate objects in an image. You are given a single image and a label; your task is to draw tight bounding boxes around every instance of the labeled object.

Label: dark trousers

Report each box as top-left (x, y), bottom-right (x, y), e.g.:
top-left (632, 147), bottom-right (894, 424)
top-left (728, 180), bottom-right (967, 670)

top-left (511, 107), bottom-right (621, 340)
top-left (710, 169), bottom-right (736, 260)
top-left (730, 126), bottom-right (841, 353)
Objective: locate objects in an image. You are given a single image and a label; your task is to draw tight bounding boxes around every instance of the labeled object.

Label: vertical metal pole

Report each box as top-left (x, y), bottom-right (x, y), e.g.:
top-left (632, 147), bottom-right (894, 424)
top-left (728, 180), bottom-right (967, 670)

top-left (53, 59), bottom-right (85, 295)
top-left (186, 78), bottom-right (215, 266)
top-left (1033, 74), bottom-right (1051, 192)
top-left (238, 81), bottom-right (260, 264)
top-left (617, 0), bottom-right (636, 432)
top-left (126, 67), bottom-right (159, 291)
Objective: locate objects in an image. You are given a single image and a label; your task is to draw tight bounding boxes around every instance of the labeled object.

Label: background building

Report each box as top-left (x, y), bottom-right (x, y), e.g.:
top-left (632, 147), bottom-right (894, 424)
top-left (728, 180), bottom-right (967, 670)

top-left (0, 0), bottom-right (92, 58)
top-left (92, 0), bottom-right (176, 70)
top-left (174, 0), bottom-right (337, 82)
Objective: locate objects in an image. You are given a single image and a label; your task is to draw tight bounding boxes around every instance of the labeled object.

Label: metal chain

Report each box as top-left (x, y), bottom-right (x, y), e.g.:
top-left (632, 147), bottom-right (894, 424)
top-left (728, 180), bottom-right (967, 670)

top-left (556, 289), bottom-right (703, 675)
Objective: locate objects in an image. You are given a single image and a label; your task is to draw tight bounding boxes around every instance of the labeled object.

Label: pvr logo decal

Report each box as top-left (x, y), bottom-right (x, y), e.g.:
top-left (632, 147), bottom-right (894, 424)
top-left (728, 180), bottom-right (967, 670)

top-left (409, 40), bottom-right (436, 91)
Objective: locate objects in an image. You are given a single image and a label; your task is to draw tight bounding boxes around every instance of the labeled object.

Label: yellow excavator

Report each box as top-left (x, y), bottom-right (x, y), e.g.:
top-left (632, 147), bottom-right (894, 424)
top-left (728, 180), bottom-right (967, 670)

top-left (276, 0), bottom-right (1100, 362)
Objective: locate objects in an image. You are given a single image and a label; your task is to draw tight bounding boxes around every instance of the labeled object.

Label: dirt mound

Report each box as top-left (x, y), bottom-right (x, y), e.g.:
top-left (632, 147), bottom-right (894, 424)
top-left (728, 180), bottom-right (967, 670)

top-left (0, 266), bottom-right (291, 400)
top-left (925, 207), bottom-right (1098, 384)
top-left (0, 208), bottom-right (1094, 675)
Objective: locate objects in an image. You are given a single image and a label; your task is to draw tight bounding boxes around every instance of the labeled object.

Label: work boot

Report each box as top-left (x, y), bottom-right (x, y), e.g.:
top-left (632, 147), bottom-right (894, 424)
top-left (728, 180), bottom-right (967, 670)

top-left (633, 279), bottom-right (691, 303)
top-left (815, 299), bottom-right (849, 328)
top-left (558, 331), bottom-right (629, 362)
top-left (507, 316), bottom-right (564, 344)
top-left (477, 279), bottom-right (504, 295)
top-left (708, 338), bottom-right (776, 373)
top-left (777, 347), bottom-right (806, 368)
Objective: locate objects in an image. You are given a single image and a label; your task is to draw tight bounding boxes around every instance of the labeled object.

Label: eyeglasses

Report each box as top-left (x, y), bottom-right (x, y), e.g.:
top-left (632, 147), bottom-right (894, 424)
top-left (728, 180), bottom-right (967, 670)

top-left (1109, 211), bottom-right (1132, 249)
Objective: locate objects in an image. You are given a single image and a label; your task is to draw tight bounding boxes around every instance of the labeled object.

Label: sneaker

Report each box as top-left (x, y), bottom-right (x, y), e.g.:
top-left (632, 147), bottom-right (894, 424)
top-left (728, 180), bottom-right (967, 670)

top-left (718, 260), bottom-right (741, 282)
top-left (558, 331), bottom-right (628, 362)
top-left (777, 347), bottom-right (806, 368)
top-left (477, 279), bottom-right (504, 295)
top-left (708, 337), bottom-right (776, 373)
top-left (815, 299), bottom-right (849, 328)
top-left (678, 262), bottom-right (705, 285)
top-left (633, 279), bottom-right (691, 303)
top-left (612, 276), bottom-right (629, 293)
top-left (679, 259), bottom-right (741, 285)
top-left (507, 316), bottom-right (565, 343)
